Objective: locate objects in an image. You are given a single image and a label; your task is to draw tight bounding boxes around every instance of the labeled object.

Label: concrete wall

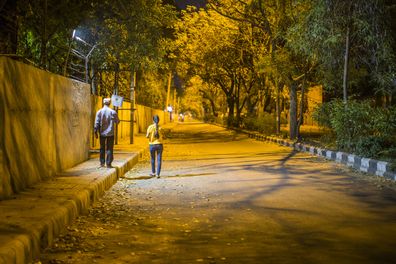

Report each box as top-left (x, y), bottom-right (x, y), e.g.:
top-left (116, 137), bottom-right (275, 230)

top-left (0, 57), bottom-right (91, 199)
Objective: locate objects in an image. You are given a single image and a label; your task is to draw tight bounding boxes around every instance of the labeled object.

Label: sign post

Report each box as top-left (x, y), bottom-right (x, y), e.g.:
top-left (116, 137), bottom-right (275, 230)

top-left (130, 69), bottom-right (136, 144)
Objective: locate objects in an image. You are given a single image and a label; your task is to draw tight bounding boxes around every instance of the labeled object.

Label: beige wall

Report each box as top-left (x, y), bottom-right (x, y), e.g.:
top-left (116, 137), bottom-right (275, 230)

top-left (304, 85), bottom-right (323, 126)
top-left (0, 57), bottom-right (91, 199)
top-left (91, 96), bottom-right (168, 147)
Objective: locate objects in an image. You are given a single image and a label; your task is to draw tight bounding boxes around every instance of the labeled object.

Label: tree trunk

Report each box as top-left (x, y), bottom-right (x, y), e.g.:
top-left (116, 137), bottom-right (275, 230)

top-left (343, 25), bottom-right (350, 104)
top-left (289, 82), bottom-right (298, 140)
top-left (114, 62), bottom-right (119, 144)
top-left (166, 72), bottom-right (172, 109)
top-left (227, 95), bottom-right (235, 127)
top-left (209, 98), bottom-right (217, 117)
top-left (275, 80), bottom-right (282, 135)
top-left (296, 83), bottom-right (306, 139)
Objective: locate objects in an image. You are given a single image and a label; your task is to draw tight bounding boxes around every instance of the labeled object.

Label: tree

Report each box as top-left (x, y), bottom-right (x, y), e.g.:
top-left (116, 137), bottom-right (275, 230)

top-left (0, 0), bottom-right (18, 53)
top-left (17, 0), bottom-right (92, 71)
top-left (208, 0), bottom-right (314, 138)
top-left (295, 0), bottom-right (396, 104)
top-left (81, 0), bottom-right (177, 104)
top-left (174, 4), bottom-right (268, 126)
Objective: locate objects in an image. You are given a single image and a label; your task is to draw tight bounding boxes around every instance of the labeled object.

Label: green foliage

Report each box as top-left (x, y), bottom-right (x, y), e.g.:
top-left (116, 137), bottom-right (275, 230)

top-left (135, 71), bottom-right (167, 109)
top-left (242, 114), bottom-right (277, 135)
top-left (312, 101), bottom-right (333, 128)
top-left (16, 0), bottom-right (93, 72)
top-left (313, 100), bottom-right (396, 158)
top-left (290, 0), bottom-right (396, 98)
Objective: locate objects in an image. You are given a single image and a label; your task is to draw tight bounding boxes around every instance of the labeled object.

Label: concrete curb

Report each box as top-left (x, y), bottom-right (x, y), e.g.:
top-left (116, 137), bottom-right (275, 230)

top-left (0, 149), bottom-right (146, 264)
top-left (243, 130), bottom-right (396, 181)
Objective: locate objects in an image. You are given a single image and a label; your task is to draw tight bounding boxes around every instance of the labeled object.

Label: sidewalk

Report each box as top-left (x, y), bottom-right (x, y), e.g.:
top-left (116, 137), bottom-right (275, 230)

top-left (0, 133), bottom-right (150, 264)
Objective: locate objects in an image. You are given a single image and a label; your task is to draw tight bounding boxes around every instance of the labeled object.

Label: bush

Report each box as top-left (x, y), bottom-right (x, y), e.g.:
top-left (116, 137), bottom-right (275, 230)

top-left (313, 100), bottom-right (396, 159)
top-left (355, 136), bottom-right (387, 158)
top-left (312, 101), bottom-right (333, 128)
top-left (242, 114), bottom-right (277, 135)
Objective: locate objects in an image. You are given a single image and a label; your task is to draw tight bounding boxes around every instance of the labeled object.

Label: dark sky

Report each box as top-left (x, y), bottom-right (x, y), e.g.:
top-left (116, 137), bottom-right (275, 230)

top-left (175, 0), bottom-right (207, 9)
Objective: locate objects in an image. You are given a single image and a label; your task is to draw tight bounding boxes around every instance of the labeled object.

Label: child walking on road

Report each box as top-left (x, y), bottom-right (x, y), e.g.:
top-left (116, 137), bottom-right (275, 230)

top-left (146, 115), bottom-right (163, 178)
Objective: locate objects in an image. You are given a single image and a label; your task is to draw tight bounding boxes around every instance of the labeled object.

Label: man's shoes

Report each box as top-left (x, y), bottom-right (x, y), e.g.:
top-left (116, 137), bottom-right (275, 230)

top-left (156, 174), bottom-right (160, 178)
top-left (150, 173), bottom-right (156, 177)
top-left (106, 165), bottom-right (113, 168)
top-left (100, 163), bottom-right (105, 167)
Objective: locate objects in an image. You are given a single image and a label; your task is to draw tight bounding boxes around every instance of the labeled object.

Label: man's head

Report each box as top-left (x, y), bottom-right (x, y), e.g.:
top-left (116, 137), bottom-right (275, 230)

top-left (103, 98), bottom-right (111, 105)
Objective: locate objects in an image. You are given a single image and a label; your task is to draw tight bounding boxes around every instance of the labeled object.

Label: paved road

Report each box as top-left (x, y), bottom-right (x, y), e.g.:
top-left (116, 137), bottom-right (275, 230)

top-left (39, 122), bottom-right (396, 264)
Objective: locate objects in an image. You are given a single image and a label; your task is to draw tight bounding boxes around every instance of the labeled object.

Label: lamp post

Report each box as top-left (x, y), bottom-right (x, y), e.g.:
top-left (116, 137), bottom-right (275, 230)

top-left (65, 29), bottom-right (97, 89)
top-left (74, 35), bottom-right (97, 84)
top-left (130, 68), bottom-right (136, 144)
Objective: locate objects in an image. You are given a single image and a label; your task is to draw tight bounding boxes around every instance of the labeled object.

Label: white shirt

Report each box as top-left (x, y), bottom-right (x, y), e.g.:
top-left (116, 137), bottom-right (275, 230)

top-left (94, 105), bottom-right (120, 136)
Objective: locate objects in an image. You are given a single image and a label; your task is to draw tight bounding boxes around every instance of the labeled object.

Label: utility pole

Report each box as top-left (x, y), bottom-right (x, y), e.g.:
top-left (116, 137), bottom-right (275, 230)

top-left (166, 72), bottom-right (172, 109)
top-left (173, 88), bottom-right (177, 116)
top-left (114, 63), bottom-right (119, 145)
top-left (130, 68), bottom-right (136, 144)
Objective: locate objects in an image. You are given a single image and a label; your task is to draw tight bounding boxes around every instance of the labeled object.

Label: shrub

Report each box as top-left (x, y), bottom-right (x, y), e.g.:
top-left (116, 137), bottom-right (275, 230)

top-left (313, 100), bottom-right (396, 159)
top-left (355, 136), bottom-right (387, 158)
top-left (312, 101), bottom-right (333, 128)
top-left (242, 113), bottom-right (277, 135)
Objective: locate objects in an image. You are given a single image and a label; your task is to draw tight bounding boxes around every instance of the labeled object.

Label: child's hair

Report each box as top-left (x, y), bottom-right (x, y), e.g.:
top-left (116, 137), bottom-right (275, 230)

top-left (153, 115), bottom-right (160, 138)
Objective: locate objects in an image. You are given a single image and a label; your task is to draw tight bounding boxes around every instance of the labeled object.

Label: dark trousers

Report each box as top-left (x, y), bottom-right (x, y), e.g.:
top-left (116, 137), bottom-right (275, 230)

top-left (100, 136), bottom-right (115, 166)
top-left (149, 144), bottom-right (163, 175)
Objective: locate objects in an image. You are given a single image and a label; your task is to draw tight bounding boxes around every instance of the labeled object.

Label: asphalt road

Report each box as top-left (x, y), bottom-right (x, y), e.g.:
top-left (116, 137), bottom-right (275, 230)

top-left (39, 122), bottom-right (396, 264)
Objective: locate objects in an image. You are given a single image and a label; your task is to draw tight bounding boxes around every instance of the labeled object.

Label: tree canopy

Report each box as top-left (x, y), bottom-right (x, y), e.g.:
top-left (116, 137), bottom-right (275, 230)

top-left (1, 0), bottom-right (395, 139)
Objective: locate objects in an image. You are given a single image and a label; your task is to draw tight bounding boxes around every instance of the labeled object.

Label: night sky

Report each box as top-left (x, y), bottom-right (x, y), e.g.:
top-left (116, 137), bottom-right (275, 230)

top-left (175, 0), bottom-right (207, 9)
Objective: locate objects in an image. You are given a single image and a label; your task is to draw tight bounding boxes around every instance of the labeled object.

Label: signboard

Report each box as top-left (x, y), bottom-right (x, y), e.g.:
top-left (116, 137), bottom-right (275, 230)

top-left (111, 95), bottom-right (123, 107)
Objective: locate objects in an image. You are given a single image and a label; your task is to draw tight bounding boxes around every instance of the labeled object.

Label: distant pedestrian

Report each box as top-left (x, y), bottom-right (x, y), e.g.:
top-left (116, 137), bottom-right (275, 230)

top-left (167, 104), bottom-right (173, 122)
top-left (179, 113), bottom-right (184, 122)
top-left (146, 115), bottom-right (163, 178)
top-left (94, 98), bottom-right (120, 168)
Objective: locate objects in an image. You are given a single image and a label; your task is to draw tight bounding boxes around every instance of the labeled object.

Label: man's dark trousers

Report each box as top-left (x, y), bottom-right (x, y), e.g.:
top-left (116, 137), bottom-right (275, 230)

top-left (100, 136), bottom-right (115, 167)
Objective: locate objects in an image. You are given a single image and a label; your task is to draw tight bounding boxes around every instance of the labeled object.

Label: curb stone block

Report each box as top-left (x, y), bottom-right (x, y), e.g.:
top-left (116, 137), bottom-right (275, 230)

top-left (326, 151), bottom-right (336, 160)
top-left (353, 156), bottom-right (362, 170)
top-left (309, 146), bottom-right (315, 154)
top-left (383, 171), bottom-right (396, 181)
top-left (347, 155), bottom-right (356, 167)
top-left (336, 152), bottom-right (349, 164)
top-left (336, 152), bottom-right (343, 163)
top-left (316, 148), bottom-right (323, 157)
top-left (376, 161), bottom-right (388, 177)
top-left (360, 158), bottom-right (370, 173)
top-left (294, 143), bottom-right (301, 150)
top-left (368, 159), bottom-right (378, 175)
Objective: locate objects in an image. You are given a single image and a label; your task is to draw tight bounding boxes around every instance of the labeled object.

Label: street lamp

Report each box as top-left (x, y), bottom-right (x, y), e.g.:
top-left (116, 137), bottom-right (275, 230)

top-left (65, 29), bottom-right (96, 85)
top-left (73, 31), bottom-right (97, 84)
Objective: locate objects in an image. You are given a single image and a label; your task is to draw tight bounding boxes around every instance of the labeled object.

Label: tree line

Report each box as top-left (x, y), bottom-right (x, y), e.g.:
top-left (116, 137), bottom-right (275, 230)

top-left (1, 0), bottom-right (396, 147)
top-left (173, 0), bottom-right (396, 140)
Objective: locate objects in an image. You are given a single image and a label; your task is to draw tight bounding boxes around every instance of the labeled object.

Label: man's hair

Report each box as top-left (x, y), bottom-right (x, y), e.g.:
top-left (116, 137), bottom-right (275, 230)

top-left (103, 98), bottom-right (111, 105)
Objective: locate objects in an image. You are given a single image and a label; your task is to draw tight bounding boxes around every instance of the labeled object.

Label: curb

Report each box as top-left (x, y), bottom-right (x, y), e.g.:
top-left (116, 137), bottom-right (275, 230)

top-left (243, 130), bottom-right (396, 181)
top-left (0, 149), bottom-right (146, 264)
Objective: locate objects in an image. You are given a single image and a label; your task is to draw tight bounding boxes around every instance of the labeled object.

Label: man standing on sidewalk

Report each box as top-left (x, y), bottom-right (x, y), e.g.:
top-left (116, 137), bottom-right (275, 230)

top-left (94, 98), bottom-right (120, 168)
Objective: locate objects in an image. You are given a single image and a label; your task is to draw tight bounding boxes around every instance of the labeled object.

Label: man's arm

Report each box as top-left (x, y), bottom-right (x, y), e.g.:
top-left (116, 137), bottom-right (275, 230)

top-left (113, 111), bottom-right (120, 125)
top-left (94, 111), bottom-right (101, 138)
